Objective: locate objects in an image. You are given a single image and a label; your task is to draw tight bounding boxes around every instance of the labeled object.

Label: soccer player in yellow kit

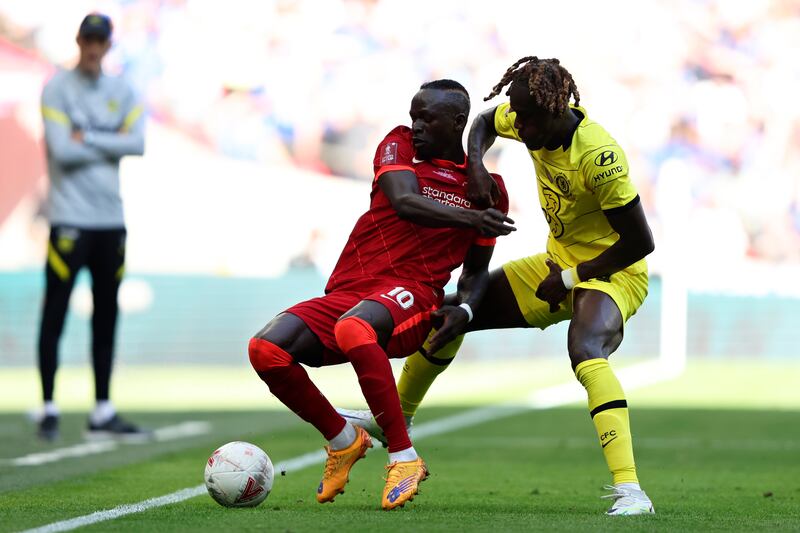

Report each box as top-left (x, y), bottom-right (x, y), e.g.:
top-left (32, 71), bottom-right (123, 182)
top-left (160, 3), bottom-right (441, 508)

top-left (339, 57), bottom-right (656, 515)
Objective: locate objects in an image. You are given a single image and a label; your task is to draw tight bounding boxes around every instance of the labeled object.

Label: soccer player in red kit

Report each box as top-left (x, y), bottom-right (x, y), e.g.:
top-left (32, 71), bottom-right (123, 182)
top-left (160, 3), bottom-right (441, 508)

top-left (248, 80), bottom-right (513, 510)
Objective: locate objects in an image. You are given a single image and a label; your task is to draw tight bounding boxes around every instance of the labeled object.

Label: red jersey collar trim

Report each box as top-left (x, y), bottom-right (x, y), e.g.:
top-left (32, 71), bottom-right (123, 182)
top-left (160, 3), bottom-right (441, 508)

top-left (428, 153), bottom-right (468, 170)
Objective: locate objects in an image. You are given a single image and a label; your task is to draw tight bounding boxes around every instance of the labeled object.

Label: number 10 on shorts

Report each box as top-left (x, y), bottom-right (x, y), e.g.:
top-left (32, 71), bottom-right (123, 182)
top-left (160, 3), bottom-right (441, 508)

top-left (381, 286), bottom-right (414, 310)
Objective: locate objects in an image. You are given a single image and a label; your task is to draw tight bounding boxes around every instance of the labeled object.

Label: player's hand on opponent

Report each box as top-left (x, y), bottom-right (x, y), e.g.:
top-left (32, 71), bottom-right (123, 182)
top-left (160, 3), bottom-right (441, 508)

top-left (466, 163), bottom-right (501, 208)
top-left (427, 305), bottom-right (470, 354)
top-left (472, 208), bottom-right (515, 237)
top-left (535, 259), bottom-right (569, 313)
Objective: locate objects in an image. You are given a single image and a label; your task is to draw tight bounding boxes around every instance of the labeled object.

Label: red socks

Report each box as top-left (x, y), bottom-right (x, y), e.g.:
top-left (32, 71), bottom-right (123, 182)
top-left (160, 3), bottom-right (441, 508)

top-left (249, 338), bottom-right (344, 440)
top-left (249, 315), bottom-right (413, 454)
top-left (334, 317), bottom-right (412, 452)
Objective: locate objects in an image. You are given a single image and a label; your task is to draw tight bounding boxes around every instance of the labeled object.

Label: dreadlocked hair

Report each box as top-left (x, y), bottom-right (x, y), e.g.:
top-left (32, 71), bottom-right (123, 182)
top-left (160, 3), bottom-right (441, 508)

top-left (484, 56), bottom-right (580, 115)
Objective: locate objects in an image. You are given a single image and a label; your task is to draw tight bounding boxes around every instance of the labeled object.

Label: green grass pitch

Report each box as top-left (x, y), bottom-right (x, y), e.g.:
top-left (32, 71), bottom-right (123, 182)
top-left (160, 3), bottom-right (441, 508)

top-left (1, 406), bottom-right (798, 532)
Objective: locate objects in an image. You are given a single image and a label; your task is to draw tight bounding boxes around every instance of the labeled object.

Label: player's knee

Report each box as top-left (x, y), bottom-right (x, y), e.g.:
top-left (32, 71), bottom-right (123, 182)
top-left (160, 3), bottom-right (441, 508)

top-left (567, 335), bottom-right (603, 365)
top-left (248, 337), bottom-right (294, 373)
top-left (333, 316), bottom-right (377, 353)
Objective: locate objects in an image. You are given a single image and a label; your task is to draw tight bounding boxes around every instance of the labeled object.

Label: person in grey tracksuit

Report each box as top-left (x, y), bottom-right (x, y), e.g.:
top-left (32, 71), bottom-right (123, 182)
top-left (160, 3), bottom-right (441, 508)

top-left (38, 13), bottom-right (148, 441)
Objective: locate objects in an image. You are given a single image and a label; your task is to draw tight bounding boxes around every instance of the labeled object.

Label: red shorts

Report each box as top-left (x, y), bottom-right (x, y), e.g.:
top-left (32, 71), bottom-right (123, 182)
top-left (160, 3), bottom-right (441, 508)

top-left (285, 279), bottom-right (441, 366)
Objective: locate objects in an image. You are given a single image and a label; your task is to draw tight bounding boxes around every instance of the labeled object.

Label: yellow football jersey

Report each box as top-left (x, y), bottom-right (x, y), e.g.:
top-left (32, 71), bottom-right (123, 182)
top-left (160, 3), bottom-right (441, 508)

top-left (494, 102), bottom-right (646, 275)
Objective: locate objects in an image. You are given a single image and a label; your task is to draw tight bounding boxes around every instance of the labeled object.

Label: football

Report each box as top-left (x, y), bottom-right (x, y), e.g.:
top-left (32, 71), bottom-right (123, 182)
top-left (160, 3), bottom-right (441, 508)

top-left (204, 441), bottom-right (274, 508)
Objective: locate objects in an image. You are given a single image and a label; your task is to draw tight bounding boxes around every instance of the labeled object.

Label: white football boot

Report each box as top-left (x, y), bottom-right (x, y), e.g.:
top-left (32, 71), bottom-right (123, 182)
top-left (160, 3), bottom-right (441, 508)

top-left (335, 408), bottom-right (412, 448)
top-left (602, 483), bottom-right (655, 515)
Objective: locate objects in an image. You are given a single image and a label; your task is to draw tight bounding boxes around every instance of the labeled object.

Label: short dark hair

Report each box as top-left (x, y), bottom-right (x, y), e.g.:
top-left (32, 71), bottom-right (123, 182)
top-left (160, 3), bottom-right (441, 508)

top-left (419, 79), bottom-right (470, 115)
top-left (420, 79), bottom-right (468, 95)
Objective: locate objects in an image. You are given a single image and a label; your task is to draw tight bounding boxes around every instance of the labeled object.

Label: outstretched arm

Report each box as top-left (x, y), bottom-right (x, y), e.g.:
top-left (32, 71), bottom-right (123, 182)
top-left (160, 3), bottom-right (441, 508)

top-left (466, 107), bottom-right (501, 207)
top-left (427, 243), bottom-right (494, 353)
top-left (378, 169), bottom-right (515, 237)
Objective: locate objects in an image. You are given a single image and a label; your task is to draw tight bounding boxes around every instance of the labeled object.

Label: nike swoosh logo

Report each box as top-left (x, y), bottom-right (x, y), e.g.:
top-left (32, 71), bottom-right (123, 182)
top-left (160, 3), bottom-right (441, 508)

top-left (380, 294), bottom-right (401, 306)
top-left (601, 436), bottom-right (618, 448)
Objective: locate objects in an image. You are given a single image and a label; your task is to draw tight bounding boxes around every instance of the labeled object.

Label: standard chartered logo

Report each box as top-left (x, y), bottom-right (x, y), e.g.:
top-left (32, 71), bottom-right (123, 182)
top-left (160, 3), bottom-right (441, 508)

top-left (421, 186), bottom-right (471, 208)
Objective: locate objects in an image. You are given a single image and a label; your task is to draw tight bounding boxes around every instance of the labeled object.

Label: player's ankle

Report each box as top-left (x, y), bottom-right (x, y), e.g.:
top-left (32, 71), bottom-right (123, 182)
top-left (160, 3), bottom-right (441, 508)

top-left (329, 422), bottom-right (357, 451)
top-left (43, 401), bottom-right (59, 417)
top-left (388, 446), bottom-right (417, 463)
top-left (90, 400), bottom-right (116, 426)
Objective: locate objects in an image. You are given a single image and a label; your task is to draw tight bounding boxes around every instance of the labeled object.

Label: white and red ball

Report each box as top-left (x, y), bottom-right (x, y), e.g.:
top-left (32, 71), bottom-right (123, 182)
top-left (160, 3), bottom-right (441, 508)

top-left (204, 441), bottom-right (274, 507)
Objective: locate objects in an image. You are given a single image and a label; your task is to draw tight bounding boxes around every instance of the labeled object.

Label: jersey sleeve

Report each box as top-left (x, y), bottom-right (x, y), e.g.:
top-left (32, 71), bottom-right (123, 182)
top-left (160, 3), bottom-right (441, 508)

top-left (373, 126), bottom-right (416, 182)
top-left (120, 83), bottom-right (145, 134)
top-left (473, 173), bottom-right (510, 247)
top-left (41, 75), bottom-right (106, 166)
top-left (580, 144), bottom-right (638, 210)
top-left (493, 103), bottom-right (523, 142)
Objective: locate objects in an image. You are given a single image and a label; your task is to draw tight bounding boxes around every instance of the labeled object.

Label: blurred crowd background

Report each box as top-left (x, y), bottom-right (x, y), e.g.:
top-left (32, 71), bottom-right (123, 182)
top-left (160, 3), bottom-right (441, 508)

top-left (2, 0), bottom-right (800, 274)
top-left (1, 0), bottom-right (799, 367)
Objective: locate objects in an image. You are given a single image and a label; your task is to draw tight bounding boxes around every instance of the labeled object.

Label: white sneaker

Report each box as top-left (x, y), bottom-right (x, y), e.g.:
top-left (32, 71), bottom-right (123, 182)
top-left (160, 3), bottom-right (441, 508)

top-left (335, 408), bottom-right (412, 448)
top-left (602, 483), bottom-right (655, 515)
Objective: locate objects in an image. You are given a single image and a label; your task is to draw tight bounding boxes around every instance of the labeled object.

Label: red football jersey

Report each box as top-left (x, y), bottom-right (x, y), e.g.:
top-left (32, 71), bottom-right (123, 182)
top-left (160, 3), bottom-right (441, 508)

top-left (325, 126), bottom-right (509, 298)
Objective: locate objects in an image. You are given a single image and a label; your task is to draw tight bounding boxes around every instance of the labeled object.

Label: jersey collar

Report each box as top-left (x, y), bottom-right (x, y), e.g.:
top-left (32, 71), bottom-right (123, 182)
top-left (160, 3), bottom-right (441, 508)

top-left (427, 153), bottom-right (468, 170)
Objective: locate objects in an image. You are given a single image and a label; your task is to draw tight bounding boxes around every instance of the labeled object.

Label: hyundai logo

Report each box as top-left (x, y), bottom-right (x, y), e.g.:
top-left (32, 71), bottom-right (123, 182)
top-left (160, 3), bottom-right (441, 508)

top-left (594, 150), bottom-right (618, 167)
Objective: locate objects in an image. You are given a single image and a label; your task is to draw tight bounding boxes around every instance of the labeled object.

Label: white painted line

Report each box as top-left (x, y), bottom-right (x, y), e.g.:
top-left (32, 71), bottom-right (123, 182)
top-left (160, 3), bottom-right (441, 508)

top-left (461, 435), bottom-right (800, 452)
top-left (412, 404), bottom-right (527, 440)
top-left (19, 444), bottom-right (353, 533)
top-left (411, 360), bottom-right (677, 442)
top-left (16, 441), bottom-right (345, 533)
top-left (7, 421), bottom-right (211, 467)
top-left (9, 441), bottom-right (118, 467)
top-left (153, 421), bottom-right (212, 442)
top-left (273, 449), bottom-right (327, 474)
top-left (19, 486), bottom-right (207, 533)
top-left (18, 360), bottom-right (677, 533)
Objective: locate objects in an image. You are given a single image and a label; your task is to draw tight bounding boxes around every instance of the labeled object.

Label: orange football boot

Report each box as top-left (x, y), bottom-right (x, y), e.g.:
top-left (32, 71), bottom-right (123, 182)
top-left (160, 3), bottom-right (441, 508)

top-left (381, 456), bottom-right (429, 510)
top-left (316, 426), bottom-right (373, 503)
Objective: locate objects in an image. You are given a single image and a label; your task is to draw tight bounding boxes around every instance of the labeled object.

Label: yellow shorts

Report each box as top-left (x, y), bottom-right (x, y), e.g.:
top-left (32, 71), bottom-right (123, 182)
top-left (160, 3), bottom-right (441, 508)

top-left (502, 253), bottom-right (649, 330)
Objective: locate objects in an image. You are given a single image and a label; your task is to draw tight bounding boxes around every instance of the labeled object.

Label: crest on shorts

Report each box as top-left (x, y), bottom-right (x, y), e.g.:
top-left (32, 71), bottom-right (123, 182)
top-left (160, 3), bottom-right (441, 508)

top-left (56, 227), bottom-right (80, 253)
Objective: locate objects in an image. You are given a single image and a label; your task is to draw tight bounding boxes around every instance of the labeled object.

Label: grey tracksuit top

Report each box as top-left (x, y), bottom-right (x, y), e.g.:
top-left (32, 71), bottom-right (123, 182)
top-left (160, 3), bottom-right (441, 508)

top-left (41, 68), bottom-right (145, 228)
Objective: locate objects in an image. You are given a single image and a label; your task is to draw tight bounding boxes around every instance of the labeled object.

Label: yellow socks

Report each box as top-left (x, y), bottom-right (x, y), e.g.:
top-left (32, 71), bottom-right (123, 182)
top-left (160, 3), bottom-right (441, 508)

top-left (399, 343), bottom-right (640, 485)
top-left (397, 332), bottom-right (464, 419)
top-left (575, 358), bottom-right (638, 485)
